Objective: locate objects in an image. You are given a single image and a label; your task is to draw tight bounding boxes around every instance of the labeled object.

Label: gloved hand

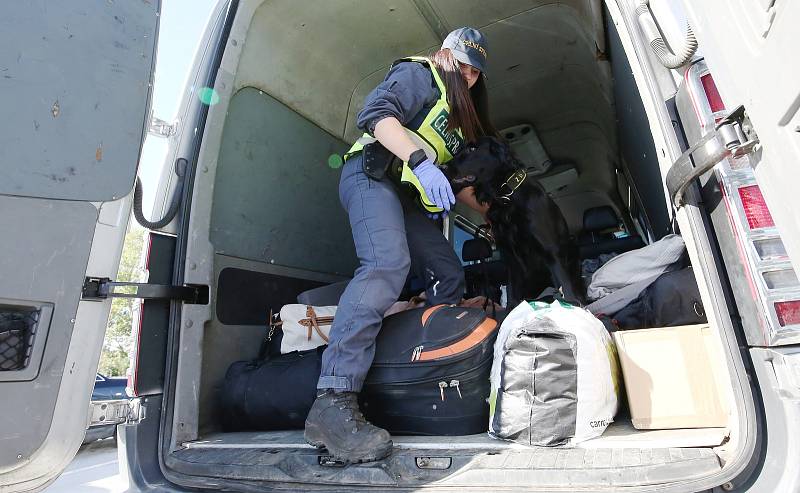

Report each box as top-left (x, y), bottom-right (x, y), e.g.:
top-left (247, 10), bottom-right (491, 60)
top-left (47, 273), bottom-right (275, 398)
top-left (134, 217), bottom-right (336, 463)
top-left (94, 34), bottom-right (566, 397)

top-left (412, 159), bottom-right (456, 212)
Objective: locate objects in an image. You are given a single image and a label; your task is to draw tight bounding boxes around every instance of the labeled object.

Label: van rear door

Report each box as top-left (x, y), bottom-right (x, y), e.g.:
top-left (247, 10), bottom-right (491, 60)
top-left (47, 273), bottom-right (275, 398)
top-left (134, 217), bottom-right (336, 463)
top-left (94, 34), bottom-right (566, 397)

top-left (0, 1), bottom-right (158, 491)
top-left (680, 0), bottom-right (800, 274)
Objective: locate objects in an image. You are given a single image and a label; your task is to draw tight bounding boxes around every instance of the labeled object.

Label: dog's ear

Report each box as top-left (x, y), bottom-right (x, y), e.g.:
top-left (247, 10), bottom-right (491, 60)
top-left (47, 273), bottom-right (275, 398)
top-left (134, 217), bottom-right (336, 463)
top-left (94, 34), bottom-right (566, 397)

top-left (496, 139), bottom-right (527, 171)
top-left (487, 138), bottom-right (516, 170)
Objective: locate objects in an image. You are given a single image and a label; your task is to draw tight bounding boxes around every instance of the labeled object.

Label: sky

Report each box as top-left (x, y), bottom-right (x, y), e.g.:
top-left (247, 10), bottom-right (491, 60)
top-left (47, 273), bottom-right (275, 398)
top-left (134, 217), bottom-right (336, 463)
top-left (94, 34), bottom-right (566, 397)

top-left (138, 0), bottom-right (221, 216)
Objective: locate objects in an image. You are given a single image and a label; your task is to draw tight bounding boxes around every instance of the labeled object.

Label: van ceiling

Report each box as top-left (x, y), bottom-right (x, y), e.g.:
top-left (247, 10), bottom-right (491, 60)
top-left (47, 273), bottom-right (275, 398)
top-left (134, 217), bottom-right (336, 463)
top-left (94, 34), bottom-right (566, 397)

top-left (234, 0), bottom-right (619, 227)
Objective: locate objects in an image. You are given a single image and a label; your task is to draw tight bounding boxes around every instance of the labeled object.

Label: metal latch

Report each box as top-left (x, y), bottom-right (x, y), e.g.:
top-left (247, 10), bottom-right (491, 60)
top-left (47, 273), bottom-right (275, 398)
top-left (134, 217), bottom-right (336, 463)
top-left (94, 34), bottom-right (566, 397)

top-left (666, 105), bottom-right (759, 207)
top-left (82, 277), bottom-right (205, 304)
top-left (88, 398), bottom-right (145, 427)
top-left (88, 399), bottom-right (131, 427)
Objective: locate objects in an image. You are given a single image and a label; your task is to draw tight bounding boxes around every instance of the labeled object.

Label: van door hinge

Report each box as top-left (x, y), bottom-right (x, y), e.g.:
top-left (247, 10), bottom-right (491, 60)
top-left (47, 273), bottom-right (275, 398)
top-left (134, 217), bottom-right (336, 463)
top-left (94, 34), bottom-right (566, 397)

top-left (666, 105), bottom-right (759, 207)
top-left (88, 398), bottom-right (145, 427)
top-left (81, 277), bottom-right (205, 304)
top-left (148, 116), bottom-right (179, 138)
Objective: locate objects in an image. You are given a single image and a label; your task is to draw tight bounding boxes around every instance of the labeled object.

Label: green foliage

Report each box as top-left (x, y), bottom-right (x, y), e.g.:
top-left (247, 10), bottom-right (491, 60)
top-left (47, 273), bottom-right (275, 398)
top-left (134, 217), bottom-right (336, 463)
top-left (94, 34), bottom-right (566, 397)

top-left (98, 349), bottom-right (131, 378)
top-left (97, 222), bottom-right (146, 377)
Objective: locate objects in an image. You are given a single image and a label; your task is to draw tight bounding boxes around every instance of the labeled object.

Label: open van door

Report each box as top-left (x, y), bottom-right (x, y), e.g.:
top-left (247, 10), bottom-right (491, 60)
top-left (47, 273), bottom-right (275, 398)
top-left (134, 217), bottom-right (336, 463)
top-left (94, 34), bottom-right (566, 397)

top-left (680, 0), bottom-right (800, 274)
top-left (0, 1), bottom-right (158, 491)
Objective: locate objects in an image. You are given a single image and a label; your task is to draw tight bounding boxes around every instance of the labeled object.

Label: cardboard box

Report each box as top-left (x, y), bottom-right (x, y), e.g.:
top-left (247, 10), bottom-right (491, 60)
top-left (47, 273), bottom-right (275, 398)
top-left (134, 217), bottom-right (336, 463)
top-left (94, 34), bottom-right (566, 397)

top-left (613, 324), bottom-right (729, 429)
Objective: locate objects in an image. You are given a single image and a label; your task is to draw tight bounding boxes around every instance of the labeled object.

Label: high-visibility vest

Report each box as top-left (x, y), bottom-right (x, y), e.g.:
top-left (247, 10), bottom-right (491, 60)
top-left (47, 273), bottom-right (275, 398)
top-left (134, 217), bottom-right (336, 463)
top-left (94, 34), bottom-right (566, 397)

top-left (345, 57), bottom-right (464, 212)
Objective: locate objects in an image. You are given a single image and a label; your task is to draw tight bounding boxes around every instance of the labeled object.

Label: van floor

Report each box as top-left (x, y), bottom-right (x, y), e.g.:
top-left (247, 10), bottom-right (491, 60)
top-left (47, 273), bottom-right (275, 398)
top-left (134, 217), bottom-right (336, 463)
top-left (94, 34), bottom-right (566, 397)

top-left (168, 420), bottom-right (728, 489)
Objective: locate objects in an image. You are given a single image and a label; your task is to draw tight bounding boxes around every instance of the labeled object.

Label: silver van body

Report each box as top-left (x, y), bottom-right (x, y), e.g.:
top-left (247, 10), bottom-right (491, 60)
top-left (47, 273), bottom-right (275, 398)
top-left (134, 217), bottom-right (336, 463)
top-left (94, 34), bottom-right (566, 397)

top-left (1, 0), bottom-right (799, 492)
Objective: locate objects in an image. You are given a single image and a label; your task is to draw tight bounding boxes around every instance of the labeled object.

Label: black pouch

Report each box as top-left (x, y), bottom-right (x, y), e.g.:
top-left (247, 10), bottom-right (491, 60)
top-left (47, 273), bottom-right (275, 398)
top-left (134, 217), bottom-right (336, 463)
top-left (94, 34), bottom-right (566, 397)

top-left (362, 141), bottom-right (394, 181)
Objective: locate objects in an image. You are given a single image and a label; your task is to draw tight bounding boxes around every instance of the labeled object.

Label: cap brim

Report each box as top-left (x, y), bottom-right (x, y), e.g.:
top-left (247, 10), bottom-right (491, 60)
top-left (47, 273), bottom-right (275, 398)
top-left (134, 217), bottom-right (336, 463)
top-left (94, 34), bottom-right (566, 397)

top-left (451, 50), bottom-right (485, 74)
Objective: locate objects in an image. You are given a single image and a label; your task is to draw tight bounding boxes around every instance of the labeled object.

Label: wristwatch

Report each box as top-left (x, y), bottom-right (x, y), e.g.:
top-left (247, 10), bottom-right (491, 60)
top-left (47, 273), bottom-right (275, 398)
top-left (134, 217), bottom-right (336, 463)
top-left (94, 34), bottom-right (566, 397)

top-left (407, 149), bottom-right (428, 170)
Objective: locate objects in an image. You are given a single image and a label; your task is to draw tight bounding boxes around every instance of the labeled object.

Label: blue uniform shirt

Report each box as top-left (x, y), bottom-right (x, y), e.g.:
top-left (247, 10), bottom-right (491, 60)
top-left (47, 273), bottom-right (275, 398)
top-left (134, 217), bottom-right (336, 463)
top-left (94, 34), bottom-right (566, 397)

top-left (357, 61), bottom-right (442, 135)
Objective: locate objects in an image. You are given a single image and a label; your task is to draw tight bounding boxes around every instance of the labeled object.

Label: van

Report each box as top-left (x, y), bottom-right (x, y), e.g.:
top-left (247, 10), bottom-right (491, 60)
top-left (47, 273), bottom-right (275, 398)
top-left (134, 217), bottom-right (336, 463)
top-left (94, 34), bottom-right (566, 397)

top-left (2, 0), bottom-right (799, 491)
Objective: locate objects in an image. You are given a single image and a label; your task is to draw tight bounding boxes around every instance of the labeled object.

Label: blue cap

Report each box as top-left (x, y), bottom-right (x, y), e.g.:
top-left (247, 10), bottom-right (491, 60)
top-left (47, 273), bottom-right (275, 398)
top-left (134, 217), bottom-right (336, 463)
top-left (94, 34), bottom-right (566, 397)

top-left (441, 27), bottom-right (488, 73)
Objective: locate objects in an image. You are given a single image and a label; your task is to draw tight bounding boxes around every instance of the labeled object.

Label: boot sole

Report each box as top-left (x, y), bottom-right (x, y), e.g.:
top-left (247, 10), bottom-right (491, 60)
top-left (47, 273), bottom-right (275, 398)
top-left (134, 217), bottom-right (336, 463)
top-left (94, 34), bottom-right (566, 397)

top-left (304, 423), bottom-right (393, 464)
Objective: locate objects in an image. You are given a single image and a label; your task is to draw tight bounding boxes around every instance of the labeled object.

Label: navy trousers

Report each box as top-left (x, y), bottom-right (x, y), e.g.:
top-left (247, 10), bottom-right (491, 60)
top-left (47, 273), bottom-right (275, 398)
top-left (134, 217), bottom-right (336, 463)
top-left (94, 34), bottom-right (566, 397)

top-left (317, 154), bottom-right (465, 392)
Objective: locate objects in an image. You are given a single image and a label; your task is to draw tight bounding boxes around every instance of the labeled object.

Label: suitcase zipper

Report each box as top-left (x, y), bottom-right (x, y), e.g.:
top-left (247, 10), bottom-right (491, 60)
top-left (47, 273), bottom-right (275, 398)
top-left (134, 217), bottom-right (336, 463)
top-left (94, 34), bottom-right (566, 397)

top-left (436, 380), bottom-right (463, 401)
top-left (449, 379), bottom-right (463, 399)
top-left (367, 359), bottom-right (492, 388)
top-left (375, 333), bottom-right (496, 368)
top-left (438, 381), bottom-right (447, 401)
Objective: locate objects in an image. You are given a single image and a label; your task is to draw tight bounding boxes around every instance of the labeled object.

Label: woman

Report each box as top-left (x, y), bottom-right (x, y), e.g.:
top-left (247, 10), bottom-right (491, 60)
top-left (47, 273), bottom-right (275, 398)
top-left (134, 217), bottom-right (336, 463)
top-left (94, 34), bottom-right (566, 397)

top-left (305, 27), bottom-right (494, 464)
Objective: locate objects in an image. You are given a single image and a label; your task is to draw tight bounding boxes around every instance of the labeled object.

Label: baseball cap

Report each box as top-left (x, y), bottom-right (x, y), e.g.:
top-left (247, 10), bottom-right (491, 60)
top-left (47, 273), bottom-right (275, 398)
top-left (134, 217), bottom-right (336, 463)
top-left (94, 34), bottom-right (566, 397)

top-left (441, 27), bottom-right (488, 74)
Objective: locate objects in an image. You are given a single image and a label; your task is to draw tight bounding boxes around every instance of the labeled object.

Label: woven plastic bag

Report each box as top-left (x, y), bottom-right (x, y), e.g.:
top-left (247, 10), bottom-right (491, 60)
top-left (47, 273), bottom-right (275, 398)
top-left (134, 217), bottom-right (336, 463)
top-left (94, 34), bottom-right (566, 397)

top-left (489, 300), bottom-right (619, 446)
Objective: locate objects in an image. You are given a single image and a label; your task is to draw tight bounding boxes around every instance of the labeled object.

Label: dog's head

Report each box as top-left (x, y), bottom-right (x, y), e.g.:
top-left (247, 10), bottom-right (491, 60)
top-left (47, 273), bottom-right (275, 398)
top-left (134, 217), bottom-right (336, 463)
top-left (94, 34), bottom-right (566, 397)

top-left (446, 136), bottom-right (526, 203)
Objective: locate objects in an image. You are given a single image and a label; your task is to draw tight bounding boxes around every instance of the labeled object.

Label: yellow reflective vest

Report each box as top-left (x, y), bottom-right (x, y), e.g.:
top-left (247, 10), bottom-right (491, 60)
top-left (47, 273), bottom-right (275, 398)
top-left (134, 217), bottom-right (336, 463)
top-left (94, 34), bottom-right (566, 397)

top-left (345, 57), bottom-right (464, 213)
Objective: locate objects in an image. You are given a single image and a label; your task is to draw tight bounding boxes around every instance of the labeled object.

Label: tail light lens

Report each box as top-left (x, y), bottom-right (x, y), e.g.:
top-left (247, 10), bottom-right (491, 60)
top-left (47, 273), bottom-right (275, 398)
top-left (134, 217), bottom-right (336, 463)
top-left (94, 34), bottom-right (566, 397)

top-left (775, 301), bottom-right (800, 327)
top-left (753, 238), bottom-right (788, 261)
top-left (700, 74), bottom-right (725, 113)
top-left (738, 185), bottom-right (775, 230)
top-left (684, 63), bottom-right (800, 345)
top-left (763, 270), bottom-right (800, 290)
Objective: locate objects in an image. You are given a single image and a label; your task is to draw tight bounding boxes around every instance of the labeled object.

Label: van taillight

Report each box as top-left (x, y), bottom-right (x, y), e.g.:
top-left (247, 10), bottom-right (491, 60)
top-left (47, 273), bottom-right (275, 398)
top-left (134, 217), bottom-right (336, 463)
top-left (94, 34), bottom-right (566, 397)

top-left (738, 185), bottom-right (775, 230)
top-left (684, 61), bottom-right (800, 345)
top-left (700, 74), bottom-right (725, 113)
top-left (775, 301), bottom-right (800, 327)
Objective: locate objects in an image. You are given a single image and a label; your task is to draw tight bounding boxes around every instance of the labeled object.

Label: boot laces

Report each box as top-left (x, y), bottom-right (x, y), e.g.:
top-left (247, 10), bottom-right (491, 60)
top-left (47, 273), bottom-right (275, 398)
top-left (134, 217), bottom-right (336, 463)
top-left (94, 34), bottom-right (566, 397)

top-left (331, 393), bottom-right (368, 433)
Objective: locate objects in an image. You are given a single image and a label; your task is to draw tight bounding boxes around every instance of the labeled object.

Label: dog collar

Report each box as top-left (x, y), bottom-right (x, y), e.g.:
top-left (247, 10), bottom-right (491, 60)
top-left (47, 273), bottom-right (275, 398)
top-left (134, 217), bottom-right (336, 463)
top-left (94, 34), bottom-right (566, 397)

top-left (497, 169), bottom-right (527, 204)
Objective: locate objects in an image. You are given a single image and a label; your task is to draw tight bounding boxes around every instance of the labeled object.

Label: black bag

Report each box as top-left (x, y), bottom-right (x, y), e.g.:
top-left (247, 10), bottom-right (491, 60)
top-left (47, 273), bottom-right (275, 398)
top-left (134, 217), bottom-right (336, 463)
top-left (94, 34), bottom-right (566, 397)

top-left (612, 267), bottom-right (707, 330)
top-left (361, 305), bottom-right (499, 436)
top-left (219, 346), bottom-right (324, 431)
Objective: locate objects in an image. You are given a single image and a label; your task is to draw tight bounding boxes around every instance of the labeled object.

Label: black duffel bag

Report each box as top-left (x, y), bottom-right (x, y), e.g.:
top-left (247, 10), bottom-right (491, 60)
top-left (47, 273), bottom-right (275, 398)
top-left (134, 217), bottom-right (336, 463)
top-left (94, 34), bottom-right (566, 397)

top-left (612, 267), bottom-right (707, 330)
top-left (361, 304), bottom-right (498, 436)
top-left (219, 346), bottom-right (324, 432)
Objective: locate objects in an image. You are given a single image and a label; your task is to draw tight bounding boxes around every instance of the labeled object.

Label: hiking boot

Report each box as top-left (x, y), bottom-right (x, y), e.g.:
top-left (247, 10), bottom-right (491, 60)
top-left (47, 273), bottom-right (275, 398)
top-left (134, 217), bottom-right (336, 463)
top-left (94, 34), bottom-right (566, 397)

top-left (304, 390), bottom-right (393, 464)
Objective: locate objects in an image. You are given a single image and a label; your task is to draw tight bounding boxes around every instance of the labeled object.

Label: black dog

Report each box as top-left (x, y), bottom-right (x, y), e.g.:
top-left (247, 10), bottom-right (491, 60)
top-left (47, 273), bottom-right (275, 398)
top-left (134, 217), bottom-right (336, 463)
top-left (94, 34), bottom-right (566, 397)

top-left (446, 136), bottom-right (584, 306)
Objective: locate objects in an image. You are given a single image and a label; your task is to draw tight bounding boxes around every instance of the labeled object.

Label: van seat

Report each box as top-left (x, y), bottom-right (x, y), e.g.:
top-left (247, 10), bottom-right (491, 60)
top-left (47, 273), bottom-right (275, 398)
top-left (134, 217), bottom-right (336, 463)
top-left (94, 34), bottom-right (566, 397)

top-left (462, 238), bottom-right (506, 301)
top-left (578, 206), bottom-right (644, 259)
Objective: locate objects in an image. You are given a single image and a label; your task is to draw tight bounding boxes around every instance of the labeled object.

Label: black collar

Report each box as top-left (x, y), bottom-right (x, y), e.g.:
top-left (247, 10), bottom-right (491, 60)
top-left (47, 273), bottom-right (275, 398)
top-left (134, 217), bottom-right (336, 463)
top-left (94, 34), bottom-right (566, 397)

top-left (496, 169), bottom-right (527, 204)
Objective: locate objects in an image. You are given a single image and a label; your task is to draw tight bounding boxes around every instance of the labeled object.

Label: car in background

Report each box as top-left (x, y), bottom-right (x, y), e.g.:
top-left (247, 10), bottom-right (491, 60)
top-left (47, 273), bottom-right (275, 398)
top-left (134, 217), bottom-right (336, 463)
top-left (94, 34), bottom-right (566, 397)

top-left (83, 373), bottom-right (129, 444)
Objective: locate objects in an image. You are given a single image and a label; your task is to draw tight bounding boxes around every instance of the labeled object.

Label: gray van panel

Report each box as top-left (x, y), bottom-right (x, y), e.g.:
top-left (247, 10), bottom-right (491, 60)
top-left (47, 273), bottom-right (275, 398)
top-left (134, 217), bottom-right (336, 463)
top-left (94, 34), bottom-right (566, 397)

top-left (210, 87), bottom-right (358, 276)
top-left (0, 196), bottom-right (97, 469)
top-left (0, 1), bottom-right (158, 201)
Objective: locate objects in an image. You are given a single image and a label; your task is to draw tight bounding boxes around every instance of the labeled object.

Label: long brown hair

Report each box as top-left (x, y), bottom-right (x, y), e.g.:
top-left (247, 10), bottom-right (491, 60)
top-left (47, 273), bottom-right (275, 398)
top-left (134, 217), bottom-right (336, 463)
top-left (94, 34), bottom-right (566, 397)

top-left (429, 48), bottom-right (496, 143)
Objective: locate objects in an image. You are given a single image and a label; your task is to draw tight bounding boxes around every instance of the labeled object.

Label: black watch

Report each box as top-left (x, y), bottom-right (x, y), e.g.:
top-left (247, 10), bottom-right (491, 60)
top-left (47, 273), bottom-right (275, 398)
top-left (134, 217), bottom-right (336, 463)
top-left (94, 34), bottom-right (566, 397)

top-left (407, 149), bottom-right (428, 170)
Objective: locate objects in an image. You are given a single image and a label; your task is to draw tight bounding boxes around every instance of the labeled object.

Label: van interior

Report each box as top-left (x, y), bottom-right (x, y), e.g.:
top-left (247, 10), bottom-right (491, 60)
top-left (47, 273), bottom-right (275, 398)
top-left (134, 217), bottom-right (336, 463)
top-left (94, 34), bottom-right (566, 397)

top-left (164, 0), bottom-right (743, 489)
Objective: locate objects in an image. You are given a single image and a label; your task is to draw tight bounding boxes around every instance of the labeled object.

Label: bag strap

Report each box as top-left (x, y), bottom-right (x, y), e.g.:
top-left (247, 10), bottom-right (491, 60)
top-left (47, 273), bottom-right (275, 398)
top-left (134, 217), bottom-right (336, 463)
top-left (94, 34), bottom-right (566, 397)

top-left (303, 306), bottom-right (331, 343)
top-left (259, 309), bottom-right (283, 360)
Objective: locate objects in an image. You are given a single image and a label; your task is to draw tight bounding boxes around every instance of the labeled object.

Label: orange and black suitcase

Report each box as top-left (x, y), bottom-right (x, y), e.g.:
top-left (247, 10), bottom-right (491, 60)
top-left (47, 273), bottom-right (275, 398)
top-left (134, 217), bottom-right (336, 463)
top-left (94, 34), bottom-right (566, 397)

top-left (361, 304), bottom-right (499, 435)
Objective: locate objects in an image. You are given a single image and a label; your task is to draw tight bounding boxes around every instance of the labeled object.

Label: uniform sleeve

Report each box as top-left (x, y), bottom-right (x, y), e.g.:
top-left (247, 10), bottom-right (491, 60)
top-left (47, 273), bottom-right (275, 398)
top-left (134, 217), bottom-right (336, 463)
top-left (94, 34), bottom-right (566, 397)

top-left (356, 62), bottom-right (440, 135)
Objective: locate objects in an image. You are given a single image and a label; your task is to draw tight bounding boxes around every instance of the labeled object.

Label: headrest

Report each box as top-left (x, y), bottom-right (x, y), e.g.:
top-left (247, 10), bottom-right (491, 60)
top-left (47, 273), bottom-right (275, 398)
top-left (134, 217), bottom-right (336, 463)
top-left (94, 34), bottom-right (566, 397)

top-left (582, 206), bottom-right (618, 232)
top-left (462, 238), bottom-right (493, 262)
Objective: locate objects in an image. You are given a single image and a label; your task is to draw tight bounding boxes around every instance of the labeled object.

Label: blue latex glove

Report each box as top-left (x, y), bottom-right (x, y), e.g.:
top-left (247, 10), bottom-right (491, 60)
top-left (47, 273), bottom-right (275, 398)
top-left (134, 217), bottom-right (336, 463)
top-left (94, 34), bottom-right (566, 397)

top-left (412, 159), bottom-right (456, 212)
